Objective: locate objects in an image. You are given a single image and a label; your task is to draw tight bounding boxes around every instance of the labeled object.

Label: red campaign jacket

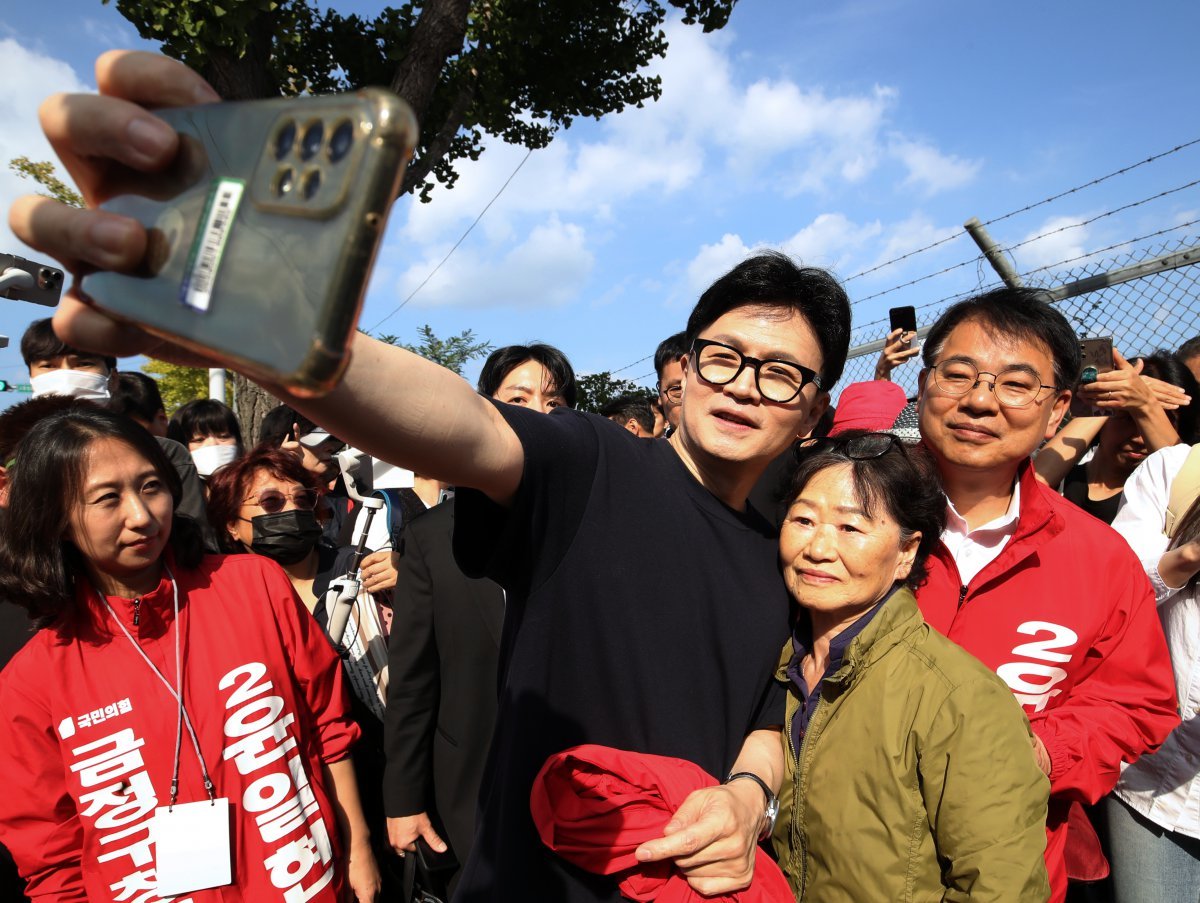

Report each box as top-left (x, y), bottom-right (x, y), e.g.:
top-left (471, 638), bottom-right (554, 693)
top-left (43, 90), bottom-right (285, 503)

top-left (0, 554), bottom-right (361, 903)
top-left (917, 461), bottom-right (1179, 902)
top-left (530, 745), bottom-right (792, 903)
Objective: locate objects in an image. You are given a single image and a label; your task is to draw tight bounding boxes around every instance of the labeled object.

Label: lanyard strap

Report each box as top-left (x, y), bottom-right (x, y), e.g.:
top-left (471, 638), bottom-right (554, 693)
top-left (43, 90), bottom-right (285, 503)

top-left (98, 563), bottom-right (214, 807)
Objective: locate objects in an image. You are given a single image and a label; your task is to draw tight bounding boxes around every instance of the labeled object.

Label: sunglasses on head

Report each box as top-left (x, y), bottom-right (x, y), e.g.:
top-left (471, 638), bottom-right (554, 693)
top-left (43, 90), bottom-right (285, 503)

top-left (796, 432), bottom-right (904, 460)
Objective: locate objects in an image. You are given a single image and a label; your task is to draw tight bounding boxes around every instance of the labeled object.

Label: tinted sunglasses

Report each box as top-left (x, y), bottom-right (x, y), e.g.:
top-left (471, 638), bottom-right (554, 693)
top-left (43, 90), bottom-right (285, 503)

top-left (244, 488), bottom-right (320, 514)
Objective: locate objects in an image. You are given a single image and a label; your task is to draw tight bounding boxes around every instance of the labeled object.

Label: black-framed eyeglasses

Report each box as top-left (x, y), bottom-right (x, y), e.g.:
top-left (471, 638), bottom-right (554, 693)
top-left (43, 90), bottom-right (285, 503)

top-left (929, 360), bottom-right (1060, 409)
top-left (796, 432), bottom-right (904, 460)
top-left (242, 488), bottom-right (320, 515)
top-left (656, 382), bottom-right (683, 403)
top-left (690, 339), bottom-right (822, 403)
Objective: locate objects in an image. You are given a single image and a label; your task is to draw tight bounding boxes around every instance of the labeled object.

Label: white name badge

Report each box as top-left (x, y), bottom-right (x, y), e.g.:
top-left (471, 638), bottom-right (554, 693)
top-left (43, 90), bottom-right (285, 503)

top-left (152, 798), bottom-right (233, 896)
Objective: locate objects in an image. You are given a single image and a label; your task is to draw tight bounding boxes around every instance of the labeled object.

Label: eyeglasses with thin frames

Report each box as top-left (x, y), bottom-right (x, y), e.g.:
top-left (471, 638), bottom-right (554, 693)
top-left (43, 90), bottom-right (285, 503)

top-left (928, 360), bottom-right (1060, 409)
top-left (656, 382), bottom-right (683, 403)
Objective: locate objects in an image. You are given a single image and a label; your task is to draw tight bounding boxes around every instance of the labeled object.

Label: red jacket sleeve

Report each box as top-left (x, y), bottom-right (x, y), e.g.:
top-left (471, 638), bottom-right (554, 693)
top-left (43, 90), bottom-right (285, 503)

top-left (0, 651), bottom-right (87, 901)
top-left (1029, 560), bottom-right (1179, 802)
top-left (255, 559), bottom-right (362, 764)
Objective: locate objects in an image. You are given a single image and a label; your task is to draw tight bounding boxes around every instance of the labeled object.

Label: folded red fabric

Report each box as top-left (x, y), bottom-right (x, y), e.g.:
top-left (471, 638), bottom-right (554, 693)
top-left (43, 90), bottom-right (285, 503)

top-left (530, 744), bottom-right (794, 902)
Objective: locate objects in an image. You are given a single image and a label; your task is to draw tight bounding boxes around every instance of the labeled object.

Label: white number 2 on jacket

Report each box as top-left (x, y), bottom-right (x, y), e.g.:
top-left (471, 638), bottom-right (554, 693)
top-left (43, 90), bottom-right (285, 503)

top-left (995, 621), bottom-right (1079, 712)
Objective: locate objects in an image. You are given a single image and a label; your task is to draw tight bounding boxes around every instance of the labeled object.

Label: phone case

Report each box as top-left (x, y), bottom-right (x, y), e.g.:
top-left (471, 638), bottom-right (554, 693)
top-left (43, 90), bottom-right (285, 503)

top-left (1070, 337), bottom-right (1114, 417)
top-left (82, 90), bottom-right (417, 395)
top-left (889, 306), bottom-right (917, 334)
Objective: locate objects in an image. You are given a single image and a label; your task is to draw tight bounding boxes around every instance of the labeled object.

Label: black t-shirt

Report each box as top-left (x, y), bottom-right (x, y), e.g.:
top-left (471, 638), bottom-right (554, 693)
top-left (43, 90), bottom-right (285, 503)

top-left (451, 403), bottom-right (789, 902)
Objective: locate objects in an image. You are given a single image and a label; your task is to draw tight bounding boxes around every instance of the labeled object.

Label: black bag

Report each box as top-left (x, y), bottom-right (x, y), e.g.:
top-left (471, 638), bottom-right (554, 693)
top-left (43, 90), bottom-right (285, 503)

top-left (402, 838), bottom-right (458, 903)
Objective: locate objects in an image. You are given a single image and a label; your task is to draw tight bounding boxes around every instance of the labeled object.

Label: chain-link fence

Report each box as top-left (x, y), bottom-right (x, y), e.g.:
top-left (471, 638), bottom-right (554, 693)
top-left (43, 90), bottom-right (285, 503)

top-left (836, 235), bottom-right (1200, 401)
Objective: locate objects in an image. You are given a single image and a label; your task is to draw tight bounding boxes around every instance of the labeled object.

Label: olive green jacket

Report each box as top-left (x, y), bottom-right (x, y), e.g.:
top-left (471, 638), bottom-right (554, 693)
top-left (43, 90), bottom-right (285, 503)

top-left (771, 587), bottom-right (1050, 902)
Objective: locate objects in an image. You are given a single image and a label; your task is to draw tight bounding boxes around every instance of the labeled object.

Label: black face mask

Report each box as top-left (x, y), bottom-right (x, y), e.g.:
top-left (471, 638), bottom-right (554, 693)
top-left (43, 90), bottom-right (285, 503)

top-left (249, 510), bottom-right (323, 565)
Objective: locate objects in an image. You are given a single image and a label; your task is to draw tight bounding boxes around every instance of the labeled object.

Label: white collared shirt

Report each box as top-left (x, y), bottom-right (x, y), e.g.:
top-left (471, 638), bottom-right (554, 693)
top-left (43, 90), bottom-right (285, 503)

top-left (1110, 443), bottom-right (1200, 839)
top-left (940, 479), bottom-right (1022, 587)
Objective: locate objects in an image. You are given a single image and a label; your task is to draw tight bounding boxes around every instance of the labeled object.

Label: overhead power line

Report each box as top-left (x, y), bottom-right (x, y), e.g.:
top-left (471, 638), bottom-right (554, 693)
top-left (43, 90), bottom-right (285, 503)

top-left (609, 353), bottom-right (654, 375)
top-left (366, 149), bottom-right (535, 333)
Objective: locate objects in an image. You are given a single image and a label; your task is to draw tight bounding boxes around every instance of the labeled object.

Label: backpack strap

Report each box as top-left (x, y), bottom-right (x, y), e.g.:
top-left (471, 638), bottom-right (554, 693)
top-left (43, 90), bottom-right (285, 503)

top-left (1165, 444), bottom-right (1200, 539)
top-left (371, 488), bottom-right (406, 549)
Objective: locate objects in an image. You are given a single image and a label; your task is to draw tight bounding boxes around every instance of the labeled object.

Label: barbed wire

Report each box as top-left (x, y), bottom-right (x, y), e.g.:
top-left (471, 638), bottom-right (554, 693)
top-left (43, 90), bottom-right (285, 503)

top-left (1004, 177), bottom-right (1200, 256)
top-left (1018, 218), bottom-right (1200, 280)
top-left (843, 136), bottom-right (1200, 283)
top-left (602, 139), bottom-right (1200, 376)
top-left (850, 223), bottom-right (1200, 350)
top-left (849, 179), bottom-right (1200, 307)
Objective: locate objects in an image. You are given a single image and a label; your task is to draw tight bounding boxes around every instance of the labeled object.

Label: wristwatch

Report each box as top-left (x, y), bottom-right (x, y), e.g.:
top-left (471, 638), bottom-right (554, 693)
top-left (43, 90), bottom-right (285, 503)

top-left (724, 771), bottom-right (780, 841)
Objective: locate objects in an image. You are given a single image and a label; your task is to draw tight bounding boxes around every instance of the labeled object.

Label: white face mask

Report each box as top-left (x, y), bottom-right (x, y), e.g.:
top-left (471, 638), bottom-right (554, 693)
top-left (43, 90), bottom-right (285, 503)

top-left (191, 443), bottom-right (239, 478)
top-left (29, 369), bottom-right (111, 402)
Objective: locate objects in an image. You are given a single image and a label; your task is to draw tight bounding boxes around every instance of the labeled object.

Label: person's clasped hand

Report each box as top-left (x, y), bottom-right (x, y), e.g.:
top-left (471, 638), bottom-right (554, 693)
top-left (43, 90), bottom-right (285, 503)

top-left (360, 549), bottom-right (399, 595)
top-left (633, 778), bottom-right (763, 895)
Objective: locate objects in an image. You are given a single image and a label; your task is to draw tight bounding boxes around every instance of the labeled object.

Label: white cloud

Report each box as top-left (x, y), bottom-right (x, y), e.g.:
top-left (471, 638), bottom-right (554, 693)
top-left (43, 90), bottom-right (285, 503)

top-left (686, 233), bottom-right (756, 294)
top-left (394, 216), bottom-right (594, 309)
top-left (1014, 215), bottom-right (1093, 273)
top-left (863, 213), bottom-right (962, 276)
top-left (0, 40), bottom-right (91, 258)
top-left (889, 136), bottom-right (982, 196)
top-left (390, 15), bottom-right (982, 314)
top-left (781, 213), bottom-right (883, 271)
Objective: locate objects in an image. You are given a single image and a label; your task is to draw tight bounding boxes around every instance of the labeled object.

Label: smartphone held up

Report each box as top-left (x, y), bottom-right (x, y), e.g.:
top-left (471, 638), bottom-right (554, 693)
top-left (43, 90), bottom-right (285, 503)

top-left (81, 90), bottom-right (418, 395)
top-left (1069, 336), bottom-right (1115, 418)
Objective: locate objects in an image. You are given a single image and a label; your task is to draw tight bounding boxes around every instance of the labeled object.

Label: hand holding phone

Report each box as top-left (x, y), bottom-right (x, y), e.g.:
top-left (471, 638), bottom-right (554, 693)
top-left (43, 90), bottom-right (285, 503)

top-left (80, 89), bottom-right (417, 395)
top-left (1069, 337), bottom-right (1115, 418)
top-left (876, 314), bottom-right (920, 380)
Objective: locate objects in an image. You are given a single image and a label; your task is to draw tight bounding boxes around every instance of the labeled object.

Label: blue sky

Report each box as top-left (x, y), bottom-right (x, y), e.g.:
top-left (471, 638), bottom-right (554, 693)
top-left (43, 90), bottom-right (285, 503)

top-left (1, 0), bottom-right (1198, 408)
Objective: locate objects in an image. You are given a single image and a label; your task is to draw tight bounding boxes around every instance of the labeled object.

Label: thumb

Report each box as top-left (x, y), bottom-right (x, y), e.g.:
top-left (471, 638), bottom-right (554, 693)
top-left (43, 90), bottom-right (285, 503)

top-left (661, 788), bottom-right (707, 836)
top-left (1112, 349), bottom-right (1134, 371)
top-left (421, 822), bottom-right (448, 853)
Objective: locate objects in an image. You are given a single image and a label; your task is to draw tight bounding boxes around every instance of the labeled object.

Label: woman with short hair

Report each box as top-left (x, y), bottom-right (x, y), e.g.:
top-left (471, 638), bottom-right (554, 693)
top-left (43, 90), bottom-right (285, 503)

top-left (773, 431), bottom-right (1050, 901)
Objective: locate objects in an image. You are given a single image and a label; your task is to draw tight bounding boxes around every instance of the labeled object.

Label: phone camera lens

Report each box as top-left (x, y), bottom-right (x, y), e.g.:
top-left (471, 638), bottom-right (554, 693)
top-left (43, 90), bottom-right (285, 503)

top-left (275, 121), bottom-right (296, 160)
top-left (301, 170), bottom-right (322, 200)
top-left (328, 121), bottom-right (354, 163)
top-left (275, 167), bottom-right (295, 196)
top-left (300, 121), bottom-right (324, 161)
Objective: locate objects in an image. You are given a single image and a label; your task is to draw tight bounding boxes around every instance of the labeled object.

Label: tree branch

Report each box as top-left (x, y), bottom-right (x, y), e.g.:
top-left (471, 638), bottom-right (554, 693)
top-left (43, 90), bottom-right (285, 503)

top-left (389, 0), bottom-right (472, 125)
top-left (400, 75), bottom-right (477, 199)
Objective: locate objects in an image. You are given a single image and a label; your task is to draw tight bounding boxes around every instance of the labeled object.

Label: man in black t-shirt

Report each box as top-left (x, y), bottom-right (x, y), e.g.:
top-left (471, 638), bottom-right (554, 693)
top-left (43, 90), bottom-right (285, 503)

top-left (46, 133), bottom-right (852, 897)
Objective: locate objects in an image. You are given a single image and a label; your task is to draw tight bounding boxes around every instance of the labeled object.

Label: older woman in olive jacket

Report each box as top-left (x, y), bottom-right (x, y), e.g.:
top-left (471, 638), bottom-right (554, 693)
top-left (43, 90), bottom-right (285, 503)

top-left (771, 433), bottom-right (1050, 902)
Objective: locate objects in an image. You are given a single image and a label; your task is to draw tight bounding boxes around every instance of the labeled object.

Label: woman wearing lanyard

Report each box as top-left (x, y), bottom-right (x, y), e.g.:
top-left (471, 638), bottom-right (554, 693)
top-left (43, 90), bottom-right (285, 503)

top-left (0, 406), bottom-right (381, 901)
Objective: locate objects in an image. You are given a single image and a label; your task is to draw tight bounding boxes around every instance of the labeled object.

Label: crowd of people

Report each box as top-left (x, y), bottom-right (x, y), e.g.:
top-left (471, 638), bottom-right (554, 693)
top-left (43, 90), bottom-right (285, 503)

top-left (0, 48), bottom-right (1197, 903)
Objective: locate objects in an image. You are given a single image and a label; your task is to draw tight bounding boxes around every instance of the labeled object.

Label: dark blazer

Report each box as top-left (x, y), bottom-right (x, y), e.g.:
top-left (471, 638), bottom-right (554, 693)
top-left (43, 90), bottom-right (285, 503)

top-left (383, 498), bottom-right (504, 880)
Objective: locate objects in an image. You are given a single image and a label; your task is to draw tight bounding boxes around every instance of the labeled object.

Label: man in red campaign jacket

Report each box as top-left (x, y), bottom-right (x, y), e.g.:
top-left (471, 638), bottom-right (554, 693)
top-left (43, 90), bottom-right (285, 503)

top-left (910, 287), bottom-right (1179, 903)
